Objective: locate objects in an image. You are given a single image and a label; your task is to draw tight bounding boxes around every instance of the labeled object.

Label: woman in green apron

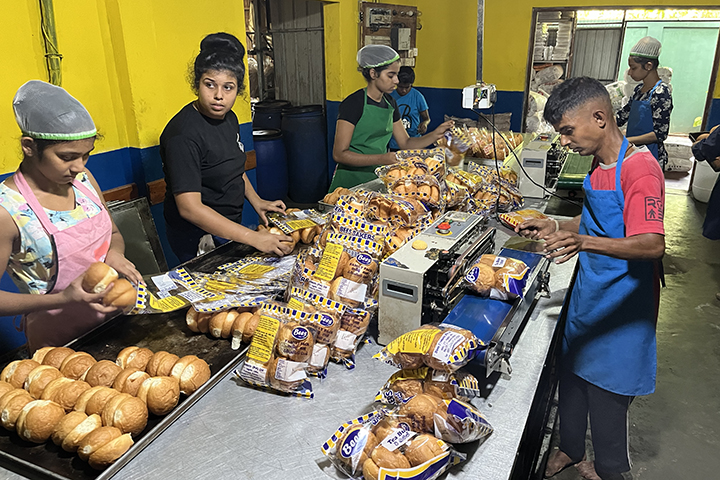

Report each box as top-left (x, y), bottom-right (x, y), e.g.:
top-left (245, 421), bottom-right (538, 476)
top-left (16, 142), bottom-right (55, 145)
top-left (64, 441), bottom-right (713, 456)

top-left (329, 45), bottom-right (452, 190)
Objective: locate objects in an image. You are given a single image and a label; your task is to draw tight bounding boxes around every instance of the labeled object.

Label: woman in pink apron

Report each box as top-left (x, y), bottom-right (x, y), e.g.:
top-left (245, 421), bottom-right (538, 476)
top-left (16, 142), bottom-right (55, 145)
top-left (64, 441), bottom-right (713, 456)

top-left (0, 80), bottom-right (142, 353)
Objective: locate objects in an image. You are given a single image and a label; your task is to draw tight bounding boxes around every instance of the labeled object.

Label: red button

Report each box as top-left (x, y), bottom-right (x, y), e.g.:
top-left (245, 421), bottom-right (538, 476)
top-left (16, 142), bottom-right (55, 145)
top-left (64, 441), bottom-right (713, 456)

top-left (438, 222), bottom-right (451, 230)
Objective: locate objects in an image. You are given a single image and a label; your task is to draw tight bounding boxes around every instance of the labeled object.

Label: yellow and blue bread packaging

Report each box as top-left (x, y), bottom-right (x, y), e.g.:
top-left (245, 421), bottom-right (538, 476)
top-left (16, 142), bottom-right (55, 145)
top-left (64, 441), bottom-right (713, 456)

top-left (463, 253), bottom-right (529, 300)
top-left (393, 147), bottom-right (447, 181)
top-left (375, 367), bottom-right (480, 406)
top-left (498, 208), bottom-right (549, 230)
top-left (235, 303), bottom-right (314, 398)
top-left (322, 409), bottom-right (466, 480)
top-left (374, 324), bottom-right (480, 373)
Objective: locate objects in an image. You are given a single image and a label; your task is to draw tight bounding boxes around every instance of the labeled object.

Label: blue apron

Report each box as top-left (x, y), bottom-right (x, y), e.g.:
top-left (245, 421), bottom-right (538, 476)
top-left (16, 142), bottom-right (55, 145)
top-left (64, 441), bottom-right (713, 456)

top-left (564, 138), bottom-right (658, 396)
top-left (627, 80), bottom-right (662, 161)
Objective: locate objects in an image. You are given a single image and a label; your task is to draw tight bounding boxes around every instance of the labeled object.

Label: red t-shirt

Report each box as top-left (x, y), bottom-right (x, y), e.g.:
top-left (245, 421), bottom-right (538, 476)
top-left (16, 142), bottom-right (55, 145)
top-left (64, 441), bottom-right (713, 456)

top-left (589, 146), bottom-right (665, 237)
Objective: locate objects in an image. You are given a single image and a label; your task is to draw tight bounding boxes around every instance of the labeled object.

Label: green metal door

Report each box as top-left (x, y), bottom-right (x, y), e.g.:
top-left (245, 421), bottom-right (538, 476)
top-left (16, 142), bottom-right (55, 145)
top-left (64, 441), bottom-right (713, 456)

top-left (618, 21), bottom-right (720, 134)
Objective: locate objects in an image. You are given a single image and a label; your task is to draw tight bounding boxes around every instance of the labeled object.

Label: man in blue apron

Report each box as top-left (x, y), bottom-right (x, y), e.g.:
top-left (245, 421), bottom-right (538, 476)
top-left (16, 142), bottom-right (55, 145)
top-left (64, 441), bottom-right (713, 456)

top-left (516, 77), bottom-right (665, 480)
top-left (616, 36), bottom-right (673, 170)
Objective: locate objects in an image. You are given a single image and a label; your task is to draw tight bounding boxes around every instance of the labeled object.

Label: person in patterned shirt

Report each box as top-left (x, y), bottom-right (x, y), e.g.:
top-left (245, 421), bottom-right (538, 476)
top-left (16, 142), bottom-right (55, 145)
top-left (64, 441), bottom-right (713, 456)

top-left (616, 36), bottom-right (673, 170)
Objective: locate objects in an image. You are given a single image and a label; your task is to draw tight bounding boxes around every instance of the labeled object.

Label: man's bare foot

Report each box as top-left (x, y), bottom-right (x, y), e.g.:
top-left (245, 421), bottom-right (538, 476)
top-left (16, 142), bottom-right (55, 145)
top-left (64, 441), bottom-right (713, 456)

top-left (575, 460), bottom-right (602, 480)
top-left (545, 450), bottom-right (578, 478)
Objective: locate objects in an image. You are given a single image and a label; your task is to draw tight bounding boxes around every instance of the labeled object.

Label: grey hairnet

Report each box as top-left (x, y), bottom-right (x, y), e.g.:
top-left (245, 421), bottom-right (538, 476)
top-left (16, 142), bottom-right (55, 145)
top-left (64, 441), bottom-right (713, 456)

top-left (630, 36), bottom-right (661, 60)
top-left (13, 80), bottom-right (96, 140)
top-left (357, 45), bottom-right (400, 69)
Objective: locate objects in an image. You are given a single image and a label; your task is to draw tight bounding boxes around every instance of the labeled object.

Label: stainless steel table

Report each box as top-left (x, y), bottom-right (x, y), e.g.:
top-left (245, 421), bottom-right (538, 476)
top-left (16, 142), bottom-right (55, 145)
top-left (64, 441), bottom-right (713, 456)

top-left (0, 220), bottom-right (578, 480)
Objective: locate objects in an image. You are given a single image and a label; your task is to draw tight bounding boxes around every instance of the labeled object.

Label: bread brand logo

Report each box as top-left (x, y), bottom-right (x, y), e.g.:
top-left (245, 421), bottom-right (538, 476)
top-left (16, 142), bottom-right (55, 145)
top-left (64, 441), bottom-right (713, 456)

top-left (319, 314), bottom-right (334, 327)
top-left (292, 327), bottom-right (309, 340)
top-left (357, 253), bottom-right (372, 266)
top-left (465, 267), bottom-right (479, 283)
top-left (340, 429), bottom-right (366, 458)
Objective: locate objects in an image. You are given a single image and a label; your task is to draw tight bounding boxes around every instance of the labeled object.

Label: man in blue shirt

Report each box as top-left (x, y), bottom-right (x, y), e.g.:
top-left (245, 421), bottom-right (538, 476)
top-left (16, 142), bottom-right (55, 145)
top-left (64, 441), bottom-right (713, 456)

top-left (389, 66), bottom-right (430, 151)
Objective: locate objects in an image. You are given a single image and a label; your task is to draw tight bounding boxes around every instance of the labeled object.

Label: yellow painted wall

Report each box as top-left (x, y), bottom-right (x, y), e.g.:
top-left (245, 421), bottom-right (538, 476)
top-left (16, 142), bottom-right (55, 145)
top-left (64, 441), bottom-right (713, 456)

top-left (0, 0), bottom-right (251, 174)
top-left (323, 0), bottom-right (477, 102)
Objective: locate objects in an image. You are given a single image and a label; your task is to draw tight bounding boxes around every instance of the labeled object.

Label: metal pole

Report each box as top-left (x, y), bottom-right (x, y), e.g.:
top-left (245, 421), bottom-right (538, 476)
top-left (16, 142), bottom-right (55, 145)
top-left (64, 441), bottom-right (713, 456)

top-left (39, 0), bottom-right (62, 86)
top-left (253, 0), bottom-right (266, 101)
top-left (477, 0), bottom-right (484, 82)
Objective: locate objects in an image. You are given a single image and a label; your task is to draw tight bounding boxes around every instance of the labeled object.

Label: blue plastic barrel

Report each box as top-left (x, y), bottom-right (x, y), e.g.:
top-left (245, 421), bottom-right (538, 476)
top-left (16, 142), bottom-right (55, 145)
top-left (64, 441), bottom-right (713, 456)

top-left (281, 105), bottom-right (328, 203)
top-left (253, 128), bottom-right (288, 201)
top-left (253, 100), bottom-right (291, 130)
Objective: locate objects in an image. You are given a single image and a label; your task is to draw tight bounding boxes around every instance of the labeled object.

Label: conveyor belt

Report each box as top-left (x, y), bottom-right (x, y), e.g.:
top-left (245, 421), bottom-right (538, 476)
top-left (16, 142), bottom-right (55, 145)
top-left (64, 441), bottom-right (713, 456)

top-left (556, 152), bottom-right (593, 191)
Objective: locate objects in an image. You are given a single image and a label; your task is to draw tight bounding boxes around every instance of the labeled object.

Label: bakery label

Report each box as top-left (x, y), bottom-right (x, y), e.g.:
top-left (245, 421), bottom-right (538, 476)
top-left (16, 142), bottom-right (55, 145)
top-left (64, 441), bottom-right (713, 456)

top-left (336, 278), bottom-right (367, 303)
top-left (235, 264), bottom-right (275, 279)
top-left (310, 343), bottom-right (329, 368)
top-left (381, 428), bottom-right (416, 452)
top-left (307, 278), bottom-right (330, 297)
top-left (315, 243), bottom-right (345, 282)
top-left (287, 298), bottom-right (305, 311)
top-left (386, 328), bottom-right (440, 355)
top-left (240, 362), bottom-right (268, 386)
top-left (334, 330), bottom-right (358, 351)
top-left (431, 331), bottom-right (465, 364)
top-left (275, 357), bottom-right (307, 382)
top-left (247, 315), bottom-right (281, 364)
top-left (492, 256), bottom-right (507, 268)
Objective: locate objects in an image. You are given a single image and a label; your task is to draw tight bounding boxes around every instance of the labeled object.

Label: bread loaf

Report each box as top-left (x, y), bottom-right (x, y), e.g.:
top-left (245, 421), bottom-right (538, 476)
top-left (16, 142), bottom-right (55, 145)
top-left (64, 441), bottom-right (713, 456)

top-left (136, 376), bottom-right (180, 416)
top-left (24, 365), bottom-right (63, 399)
top-left (275, 322), bottom-right (314, 362)
top-left (31, 346), bottom-right (55, 364)
top-left (41, 347), bottom-right (75, 369)
top-left (83, 387), bottom-right (121, 416)
top-left (51, 379), bottom-right (92, 412)
top-left (145, 351), bottom-right (179, 377)
top-left (120, 371), bottom-right (150, 397)
top-left (0, 381), bottom-right (13, 399)
top-left (88, 433), bottom-right (134, 470)
top-left (16, 399), bottom-right (66, 443)
top-left (116, 346), bottom-right (154, 371)
top-left (0, 389), bottom-right (34, 430)
top-left (60, 352), bottom-right (97, 380)
top-left (51, 410), bottom-right (88, 446)
top-left (82, 262), bottom-right (118, 293)
top-left (85, 360), bottom-right (122, 388)
top-left (403, 434), bottom-right (446, 466)
top-left (170, 356), bottom-right (210, 395)
top-left (101, 393), bottom-right (148, 436)
top-left (61, 413), bottom-right (102, 452)
top-left (102, 278), bottom-right (137, 307)
top-left (1, 359), bottom-right (40, 389)
top-left (77, 426), bottom-right (122, 462)
top-left (398, 393), bottom-right (442, 433)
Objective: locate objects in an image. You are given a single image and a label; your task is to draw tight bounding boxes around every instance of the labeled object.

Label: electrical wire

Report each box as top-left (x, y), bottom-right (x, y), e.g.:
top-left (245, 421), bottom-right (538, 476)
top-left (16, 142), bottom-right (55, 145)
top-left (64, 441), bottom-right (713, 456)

top-left (473, 109), bottom-right (583, 208)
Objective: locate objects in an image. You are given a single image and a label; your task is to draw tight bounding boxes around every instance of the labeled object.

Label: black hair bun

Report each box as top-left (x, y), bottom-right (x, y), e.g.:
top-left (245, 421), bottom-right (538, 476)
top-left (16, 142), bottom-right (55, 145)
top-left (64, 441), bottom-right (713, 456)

top-left (200, 32), bottom-right (245, 58)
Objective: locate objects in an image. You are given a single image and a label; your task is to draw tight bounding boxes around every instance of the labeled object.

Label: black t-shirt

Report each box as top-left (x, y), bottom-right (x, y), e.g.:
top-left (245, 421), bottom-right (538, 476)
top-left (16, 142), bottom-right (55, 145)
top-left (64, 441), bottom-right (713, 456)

top-left (160, 103), bottom-right (246, 231)
top-left (338, 89), bottom-right (401, 125)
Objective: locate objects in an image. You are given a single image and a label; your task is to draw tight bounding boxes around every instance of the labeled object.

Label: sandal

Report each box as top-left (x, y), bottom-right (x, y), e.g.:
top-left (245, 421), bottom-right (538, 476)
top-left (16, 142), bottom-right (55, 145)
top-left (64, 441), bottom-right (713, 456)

top-left (544, 450), bottom-right (582, 478)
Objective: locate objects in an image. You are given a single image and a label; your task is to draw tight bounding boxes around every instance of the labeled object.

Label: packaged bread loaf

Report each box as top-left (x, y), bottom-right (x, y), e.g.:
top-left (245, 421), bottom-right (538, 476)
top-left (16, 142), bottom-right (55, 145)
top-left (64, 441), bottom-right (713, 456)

top-left (464, 253), bottom-right (529, 300)
top-left (317, 213), bottom-right (388, 248)
top-left (394, 148), bottom-right (447, 181)
top-left (236, 304), bottom-right (314, 398)
top-left (498, 208), bottom-right (549, 229)
top-left (375, 324), bottom-right (480, 373)
top-left (375, 367), bottom-right (480, 406)
top-left (322, 410), bottom-right (466, 480)
top-left (322, 187), bottom-right (353, 206)
top-left (331, 302), bottom-right (377, 369)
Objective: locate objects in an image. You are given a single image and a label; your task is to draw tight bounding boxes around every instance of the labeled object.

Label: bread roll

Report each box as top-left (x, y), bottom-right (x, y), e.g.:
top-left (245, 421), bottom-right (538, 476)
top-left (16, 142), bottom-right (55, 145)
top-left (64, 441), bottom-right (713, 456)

top-left (40, 377), bottom-right (74, 401)
top-left (102, 278), bottom-right (137, 307)
top-left (171, 356), bottom-right (211, 396)
top-left (73, 386), bottom-right (107, 413)
top-left (403, 434), bottom-right (446, 466)
top-left (0, 381), bottom-right (13, 399)
top-left (31, 346), bottom-right (55, 364)
top-left (61, 413), bottom-right (102, 452)
top-left (121, 371), bottom-right (150, 396)
top-left (390, 378), bottom-right (424, 399)
top-left (371, 417), bottom-right (398, 442)
top-left (136, 376), bottom-right (180, 416)
top-left (362, 458), bottom-right (380, 480)
top-left (82, 262), bottom-right (119, 293)
top-left (275, 322), bottom-right (314, 362)
top-left (101, 393), bottom-right (148, 436)
top-left (24, 365), bottom-right (63, 399)
top-left (145, 351), bottom-right (179, 377)
top-left (209, 310), bottom-right (239, 339)
top-left (242, 312), bottom-right (261, 344)
top-left (370, 444), bottom-right (410, 469)
top-left (113, 367), bottom-right (141, 392)
top-left (267, 356), bottom-right (304, 392)
top-left (307, 313), bottom-right (341, 345)
top-left (16, 399), bottom-right (66, 443)
top-left (196, 311), bottom-right (211, 334)
top-left (342, 255), bottom-right (378, 284)
top-left (85, 360), bottom-right (122, 388)
top-left (116, 347), bottom-right (154, 371)
top-left (88, 433), bottom-right (134, 470)
top-left (1, 359), bottom-right (40, 389)
top-left (84, 387), bottom-right (121, 416)
top-left (230, 312), bottom-right (253, 350)
top-left (398, 393), bottom-right (442, 433)
top-left (41, 347), bottom-right (75, 369)
top-left (337, 424), bottom-right (378, 470)
top-left (185, 308), bottom-right (203, 333)
top-left (77, 426), bottom-right (122, 462)
top-left (424, 327), bottom-right (476, 372)
top-left (393, 353), bottom-right (425, 370)
top-left (60, 352), bottom-right (97, 380)
top-left (0, 389), bottom-right (34, 430)
top-left (221, 310), bottom-right (239, 339)
top-left (52, 380), bottom-right (92, 412)
top-left (52, 410), bottom-right (88, 446)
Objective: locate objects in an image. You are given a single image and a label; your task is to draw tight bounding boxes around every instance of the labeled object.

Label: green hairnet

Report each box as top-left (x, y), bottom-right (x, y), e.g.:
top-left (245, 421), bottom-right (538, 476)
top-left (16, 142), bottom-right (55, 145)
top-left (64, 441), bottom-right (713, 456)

top-left (357, 45), bottom-right (400, 69)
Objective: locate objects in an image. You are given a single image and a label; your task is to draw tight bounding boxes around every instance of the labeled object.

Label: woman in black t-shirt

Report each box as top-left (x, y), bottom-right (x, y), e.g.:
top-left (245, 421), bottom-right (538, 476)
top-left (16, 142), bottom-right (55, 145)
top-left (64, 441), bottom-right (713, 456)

top-left (160, 33), bottom-right (291, 262)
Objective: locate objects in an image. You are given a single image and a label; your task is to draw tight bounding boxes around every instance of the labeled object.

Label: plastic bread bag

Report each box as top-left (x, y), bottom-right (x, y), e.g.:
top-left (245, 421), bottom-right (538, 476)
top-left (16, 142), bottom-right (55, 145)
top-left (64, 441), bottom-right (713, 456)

top-left (308, 233), bottom-right (383, 308)
top-left (286, 287), bottom-right (347, 377)
top-left (375, 367), bottom-right (480, 406)
top-left (465, 163), bottom-right (499, 184)
top-left (266, 208), bottom-right (326, 243)
top-left (498, 208), bottom-right (549, 229)
top-left (375, 159), bottom-right (429, 187)
top-left (442, 180), bottom-right (470, 209)
top-left (334, 194), bottom-right (371, 220)
top-left (463, 253), bottom-right (529, 300)
top-left (387, 175), bottom-right (443, 209)
top-left (383, 224), bottom-right (422, 259)
top-left (374, 324), bottom-right (481, 373)
top-left (366, 193), bottom-right (430, 228)
top-left (496, 178), bottom-right (524, 212)
top-left (394, 147), bottom-right (446, 181)
top-left (316, 213), bottom-right (388, 250)
top-left (322, 187), bottom-right (355, 207)
top-left (331, 300), bottom-right (377, 369)
top-left (129, 268), bottom-right (225, 315)
top-left (322, 409), bottom-right (466, 480)
top-left (235, 304), bottom-right (314, 398)
top-left (445, 168), bottom-right (484, 196)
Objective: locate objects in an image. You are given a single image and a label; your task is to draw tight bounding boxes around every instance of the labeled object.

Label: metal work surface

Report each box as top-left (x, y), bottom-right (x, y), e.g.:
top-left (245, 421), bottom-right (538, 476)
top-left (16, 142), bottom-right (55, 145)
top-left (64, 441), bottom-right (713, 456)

top-left (0, 221), bottom-right (577, 480)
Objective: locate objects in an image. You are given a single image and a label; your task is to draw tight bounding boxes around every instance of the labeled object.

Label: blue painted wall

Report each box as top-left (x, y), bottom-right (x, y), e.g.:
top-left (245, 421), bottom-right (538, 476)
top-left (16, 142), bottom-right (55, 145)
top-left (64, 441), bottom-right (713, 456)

top-left (707, 98), bottom-right (720, 130)
top-left (0, 121), bottom-right (257, 353)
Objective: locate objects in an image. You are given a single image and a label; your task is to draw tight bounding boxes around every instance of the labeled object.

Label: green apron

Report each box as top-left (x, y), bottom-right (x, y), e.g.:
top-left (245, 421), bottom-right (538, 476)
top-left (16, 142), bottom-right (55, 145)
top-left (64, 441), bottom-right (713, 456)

top-left (329, 89), bottom-right (395, 191)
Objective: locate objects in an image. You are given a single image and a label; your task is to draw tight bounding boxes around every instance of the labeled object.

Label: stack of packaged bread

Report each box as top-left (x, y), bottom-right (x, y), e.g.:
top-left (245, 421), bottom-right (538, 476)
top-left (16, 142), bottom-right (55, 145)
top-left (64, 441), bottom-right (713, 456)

top-left (0, 345), bottom-right (210, 469)
top-left (322, 324), bottom-right (493, 480)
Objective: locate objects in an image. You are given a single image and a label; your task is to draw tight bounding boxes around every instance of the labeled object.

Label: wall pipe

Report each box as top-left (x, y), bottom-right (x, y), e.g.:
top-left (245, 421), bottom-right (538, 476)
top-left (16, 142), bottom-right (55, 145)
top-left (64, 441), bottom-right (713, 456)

top-left (39, 0), bottom-right (62, 86)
